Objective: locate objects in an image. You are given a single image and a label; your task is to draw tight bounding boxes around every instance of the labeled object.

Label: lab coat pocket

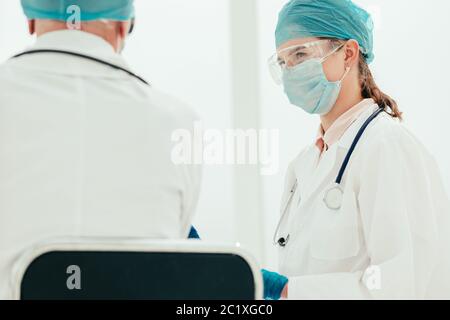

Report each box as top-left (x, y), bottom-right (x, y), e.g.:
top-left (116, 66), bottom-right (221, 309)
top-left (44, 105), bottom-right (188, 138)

top-left (309, 191), bottom-right (361, 261)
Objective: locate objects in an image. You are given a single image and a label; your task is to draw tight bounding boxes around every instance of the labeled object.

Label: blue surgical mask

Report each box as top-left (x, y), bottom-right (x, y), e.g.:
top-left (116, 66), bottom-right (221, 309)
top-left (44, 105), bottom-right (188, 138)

top-left (282, 57), bottom-right (350, 115)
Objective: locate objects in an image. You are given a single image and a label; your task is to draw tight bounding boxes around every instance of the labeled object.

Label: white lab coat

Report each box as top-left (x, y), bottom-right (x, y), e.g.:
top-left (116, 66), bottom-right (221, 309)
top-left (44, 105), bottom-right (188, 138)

top-left (278, 103), bottom-right (450, 299)
top-left (0, 30), bottom-right (201, 298)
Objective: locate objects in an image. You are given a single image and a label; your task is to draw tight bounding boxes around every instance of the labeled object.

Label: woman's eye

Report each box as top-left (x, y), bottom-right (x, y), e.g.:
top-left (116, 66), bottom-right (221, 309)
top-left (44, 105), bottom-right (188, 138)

top-left (295, 52), bottom-right (306, 59)
top-left (288, 51), bottom-right (307, 65)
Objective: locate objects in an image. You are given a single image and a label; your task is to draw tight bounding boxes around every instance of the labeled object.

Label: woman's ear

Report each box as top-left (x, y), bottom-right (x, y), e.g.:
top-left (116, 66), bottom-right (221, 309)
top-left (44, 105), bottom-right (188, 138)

top-left (28, 20), bottom-right (35, 35)
top-left (344, 39), bottom-right (360, 67)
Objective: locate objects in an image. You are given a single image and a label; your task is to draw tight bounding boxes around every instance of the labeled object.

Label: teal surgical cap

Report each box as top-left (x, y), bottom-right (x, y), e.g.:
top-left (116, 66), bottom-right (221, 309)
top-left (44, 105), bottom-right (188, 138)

top-left (21, 0), bottom-right (135, 21)
top-left (275, 0), bottom-right (375, 63)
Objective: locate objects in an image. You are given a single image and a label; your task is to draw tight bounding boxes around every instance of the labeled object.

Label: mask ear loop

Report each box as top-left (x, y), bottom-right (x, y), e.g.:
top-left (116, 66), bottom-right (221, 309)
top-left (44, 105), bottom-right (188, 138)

top-left (340, 66), bottom-right (351, 81)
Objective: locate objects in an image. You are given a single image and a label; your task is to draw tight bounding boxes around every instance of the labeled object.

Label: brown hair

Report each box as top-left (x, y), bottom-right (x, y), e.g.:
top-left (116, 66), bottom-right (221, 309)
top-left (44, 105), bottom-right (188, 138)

top-left (327, 39), bottom-right (403, 120)
top-left (358, 53), bottom-right (403, 120)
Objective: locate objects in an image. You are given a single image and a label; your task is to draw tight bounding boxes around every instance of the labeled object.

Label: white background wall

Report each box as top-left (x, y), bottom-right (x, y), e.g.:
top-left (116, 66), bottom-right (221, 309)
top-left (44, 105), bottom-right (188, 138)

top-left (1, 0), bottom-right (449, 270)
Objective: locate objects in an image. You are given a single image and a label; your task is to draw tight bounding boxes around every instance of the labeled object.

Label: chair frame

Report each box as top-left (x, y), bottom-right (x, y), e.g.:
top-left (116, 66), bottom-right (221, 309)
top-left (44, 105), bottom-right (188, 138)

top-left (11, 238), bottom-right (263, 300)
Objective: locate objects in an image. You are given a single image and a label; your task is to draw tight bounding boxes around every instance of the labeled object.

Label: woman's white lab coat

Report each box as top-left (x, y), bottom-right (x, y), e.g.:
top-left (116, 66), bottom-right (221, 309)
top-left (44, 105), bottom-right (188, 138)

top-left (278, 103), bottom-right (450, 299)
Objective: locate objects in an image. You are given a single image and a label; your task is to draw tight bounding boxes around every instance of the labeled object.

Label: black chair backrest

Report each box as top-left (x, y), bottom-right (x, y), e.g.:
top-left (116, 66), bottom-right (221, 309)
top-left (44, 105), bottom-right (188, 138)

top-left (18, 248), bottom-right (260, 300)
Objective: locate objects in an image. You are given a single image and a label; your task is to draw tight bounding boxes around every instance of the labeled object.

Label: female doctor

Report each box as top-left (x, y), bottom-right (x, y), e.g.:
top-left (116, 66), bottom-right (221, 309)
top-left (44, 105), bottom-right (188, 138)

top-left (262, 0), bottom-right (450, 300)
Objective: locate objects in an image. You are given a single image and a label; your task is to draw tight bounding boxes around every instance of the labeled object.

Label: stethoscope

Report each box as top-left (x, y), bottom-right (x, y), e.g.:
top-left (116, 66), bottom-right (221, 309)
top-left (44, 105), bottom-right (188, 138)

top-left (10, 48), bottom-right (150, 86)
top-left (273, 107), bottom-right (385, 247)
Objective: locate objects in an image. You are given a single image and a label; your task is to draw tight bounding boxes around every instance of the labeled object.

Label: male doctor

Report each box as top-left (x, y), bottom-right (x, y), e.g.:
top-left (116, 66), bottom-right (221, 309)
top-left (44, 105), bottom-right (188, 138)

top-left (0, 0), bottom-right (201, 298)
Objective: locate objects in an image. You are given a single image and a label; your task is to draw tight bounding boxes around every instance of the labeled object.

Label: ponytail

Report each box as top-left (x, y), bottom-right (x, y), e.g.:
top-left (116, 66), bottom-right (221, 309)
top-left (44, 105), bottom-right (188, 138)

top-left (358, 53), bottom-right (403, 120)
top-left (326, 38), bottom-right (403, 120)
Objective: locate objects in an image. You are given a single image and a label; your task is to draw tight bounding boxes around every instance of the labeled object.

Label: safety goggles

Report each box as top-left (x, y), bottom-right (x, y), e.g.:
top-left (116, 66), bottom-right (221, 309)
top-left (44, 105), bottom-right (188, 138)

top-left (268, 39), bottom-right (344, 85)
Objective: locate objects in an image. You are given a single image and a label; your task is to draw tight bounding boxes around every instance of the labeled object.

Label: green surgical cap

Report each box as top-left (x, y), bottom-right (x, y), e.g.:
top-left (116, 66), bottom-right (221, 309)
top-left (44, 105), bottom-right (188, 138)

top-left (21, 0), bottom-right (135, 21)
top-left (275, 0), bottom-right (375, 63)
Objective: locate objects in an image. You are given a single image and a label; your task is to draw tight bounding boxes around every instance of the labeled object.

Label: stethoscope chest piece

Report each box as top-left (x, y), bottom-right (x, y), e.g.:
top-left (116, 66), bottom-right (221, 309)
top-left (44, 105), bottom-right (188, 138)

top-left (277, 235), bottom-right (290, 247)
top-left (323, 184), bottom-right (344, 210)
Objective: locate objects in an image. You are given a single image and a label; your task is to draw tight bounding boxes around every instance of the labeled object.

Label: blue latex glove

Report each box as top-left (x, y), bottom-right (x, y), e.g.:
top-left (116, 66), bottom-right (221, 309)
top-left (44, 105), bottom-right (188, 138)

top-left (262, 269), bottom-right (288, 300)
top-left (188, 226), bottom-right (201, 239)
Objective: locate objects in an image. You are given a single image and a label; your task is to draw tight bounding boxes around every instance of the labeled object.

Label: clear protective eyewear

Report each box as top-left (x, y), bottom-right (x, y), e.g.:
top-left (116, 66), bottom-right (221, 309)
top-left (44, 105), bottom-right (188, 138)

top-left (268, 39), bottom-right (345, 85)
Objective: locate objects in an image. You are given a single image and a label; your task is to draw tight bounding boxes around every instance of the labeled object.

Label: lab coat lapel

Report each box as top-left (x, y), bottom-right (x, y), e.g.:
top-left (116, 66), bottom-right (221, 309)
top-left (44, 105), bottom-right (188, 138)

top-left (299, 145), bottom-right (343, 205)
top-left (295, 104), bottom-right (380, 205)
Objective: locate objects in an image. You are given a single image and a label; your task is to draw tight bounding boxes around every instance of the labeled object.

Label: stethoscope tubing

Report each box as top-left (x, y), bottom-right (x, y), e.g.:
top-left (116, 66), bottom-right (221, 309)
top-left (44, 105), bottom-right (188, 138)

top-left (274, 107), bottom-right (385, 247)
top-left (335, 107), bottom-right (384, 184)
top-left (11, 49), bottom-right (150, 86)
